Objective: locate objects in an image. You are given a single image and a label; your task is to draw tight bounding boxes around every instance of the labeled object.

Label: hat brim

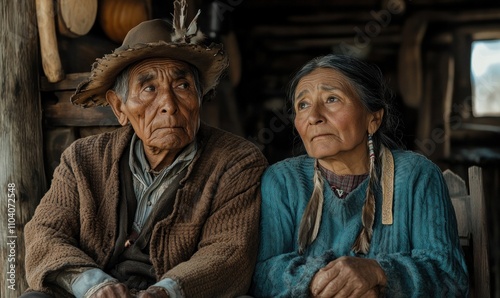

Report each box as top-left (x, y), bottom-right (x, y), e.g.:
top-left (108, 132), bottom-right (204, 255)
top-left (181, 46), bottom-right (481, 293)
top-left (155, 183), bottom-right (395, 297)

top-left (71, 41), bottom-right (229, 107)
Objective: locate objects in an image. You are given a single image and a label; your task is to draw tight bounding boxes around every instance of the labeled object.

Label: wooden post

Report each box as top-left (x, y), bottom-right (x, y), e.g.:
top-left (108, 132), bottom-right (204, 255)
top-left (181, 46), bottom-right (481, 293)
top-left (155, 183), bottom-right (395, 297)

top-left (468, 166), bottom-right (490, 298)
top-left (1, 1), bottom-right (47, 297)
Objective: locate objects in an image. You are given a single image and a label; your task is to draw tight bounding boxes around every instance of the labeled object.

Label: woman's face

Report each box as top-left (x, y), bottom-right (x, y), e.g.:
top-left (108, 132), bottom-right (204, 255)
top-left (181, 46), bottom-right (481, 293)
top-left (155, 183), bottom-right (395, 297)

top-left (293, 68), bottom-right (381, 165)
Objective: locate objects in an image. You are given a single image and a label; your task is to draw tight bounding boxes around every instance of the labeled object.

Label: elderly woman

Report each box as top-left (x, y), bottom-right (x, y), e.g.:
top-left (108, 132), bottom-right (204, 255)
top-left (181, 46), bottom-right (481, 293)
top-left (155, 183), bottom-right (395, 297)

top-left (22, 1), bottom-right (267, 298)
top-left (250, 54), bottom-right (469, 297)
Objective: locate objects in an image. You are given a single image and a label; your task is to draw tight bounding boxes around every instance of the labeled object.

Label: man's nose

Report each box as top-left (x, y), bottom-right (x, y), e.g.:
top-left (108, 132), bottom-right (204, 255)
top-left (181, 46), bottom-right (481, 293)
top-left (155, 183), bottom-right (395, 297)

top-left (159, 90), bottom-right (178, 115)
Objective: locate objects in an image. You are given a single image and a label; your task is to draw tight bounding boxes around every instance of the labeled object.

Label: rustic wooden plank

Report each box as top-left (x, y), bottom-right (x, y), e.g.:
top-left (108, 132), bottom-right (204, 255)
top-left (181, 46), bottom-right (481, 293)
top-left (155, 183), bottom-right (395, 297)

top-left (398, 13), bottom-right (428, 108)
top-left (447, 10), bottom-right (500, 22)
top-left (468, 166), bottom-right (490, 298)
top-left (383, 9), bottom-right (500, 23)
top-left (40, 72), bottom-right (90, 91)
top-left (42, 91), bottom-right (119, 126)
top-left (243, 0), bottom-right (378, 8)
top-left (443, 169), bottom-right (471, 245)
top-left (450, 196), bottom-right (471, 244)
top-left (444, 167), bottom-right (491, 298)
top-left (261, 35), bottom-right (401, 51)
top-left (253, 24), bottom-right (401, 37)
top-left (0, 1), bottom-right (47, 297)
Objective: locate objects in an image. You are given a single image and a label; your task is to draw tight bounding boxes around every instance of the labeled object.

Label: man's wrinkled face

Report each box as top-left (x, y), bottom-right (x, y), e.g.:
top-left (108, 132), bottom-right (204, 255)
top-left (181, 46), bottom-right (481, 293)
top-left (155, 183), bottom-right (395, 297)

top-left (108, 58), bottom-right (201, 153)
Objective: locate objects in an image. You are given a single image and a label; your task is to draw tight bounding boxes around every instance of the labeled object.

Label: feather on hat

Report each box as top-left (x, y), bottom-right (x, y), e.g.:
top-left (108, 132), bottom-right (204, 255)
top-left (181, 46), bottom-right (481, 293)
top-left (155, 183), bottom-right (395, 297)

top-left (71, 0), bottom-right (228, 108)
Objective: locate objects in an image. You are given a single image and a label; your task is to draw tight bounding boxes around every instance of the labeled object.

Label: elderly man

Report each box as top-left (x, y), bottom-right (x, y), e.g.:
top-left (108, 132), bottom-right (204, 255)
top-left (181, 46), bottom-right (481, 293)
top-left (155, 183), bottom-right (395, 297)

top-left (22, 1), bottom-right (268, 297)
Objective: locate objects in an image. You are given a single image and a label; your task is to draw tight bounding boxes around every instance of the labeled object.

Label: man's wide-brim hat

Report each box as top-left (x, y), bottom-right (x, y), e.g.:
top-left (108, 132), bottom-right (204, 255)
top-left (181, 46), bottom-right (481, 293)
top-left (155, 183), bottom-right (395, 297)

top-left (71, 1), bottom-right (229, 108)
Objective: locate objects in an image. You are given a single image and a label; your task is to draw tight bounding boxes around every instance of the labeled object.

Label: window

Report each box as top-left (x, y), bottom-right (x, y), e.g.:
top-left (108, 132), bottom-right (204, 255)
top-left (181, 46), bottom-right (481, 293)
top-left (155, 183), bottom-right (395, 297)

top-left (470, 39), bottom-right (500, 117)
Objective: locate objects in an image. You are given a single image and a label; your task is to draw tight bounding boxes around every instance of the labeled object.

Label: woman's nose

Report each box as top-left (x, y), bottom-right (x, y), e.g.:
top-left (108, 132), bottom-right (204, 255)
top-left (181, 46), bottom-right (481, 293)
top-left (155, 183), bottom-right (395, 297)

top-left (308, 104), bottom-right (325, 125)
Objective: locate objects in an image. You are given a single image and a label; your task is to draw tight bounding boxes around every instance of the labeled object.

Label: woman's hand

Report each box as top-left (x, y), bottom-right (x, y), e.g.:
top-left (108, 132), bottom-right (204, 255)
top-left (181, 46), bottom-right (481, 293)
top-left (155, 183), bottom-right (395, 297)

top-left (310, 256), bottom-right (387, 297)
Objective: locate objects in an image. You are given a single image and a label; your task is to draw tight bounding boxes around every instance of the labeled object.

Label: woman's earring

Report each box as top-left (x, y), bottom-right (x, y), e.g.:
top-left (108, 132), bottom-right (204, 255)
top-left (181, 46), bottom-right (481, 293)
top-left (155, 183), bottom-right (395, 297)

top-left (368, 133), bottom-right (375, 162)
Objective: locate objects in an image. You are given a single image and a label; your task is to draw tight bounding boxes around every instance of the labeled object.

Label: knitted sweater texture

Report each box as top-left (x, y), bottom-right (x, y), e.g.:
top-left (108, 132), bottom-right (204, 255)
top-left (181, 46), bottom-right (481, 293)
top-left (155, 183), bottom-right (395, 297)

top-left (250, 150), bottom-right (469, 297)
top-left (24, 124), bottom-right (268, 297)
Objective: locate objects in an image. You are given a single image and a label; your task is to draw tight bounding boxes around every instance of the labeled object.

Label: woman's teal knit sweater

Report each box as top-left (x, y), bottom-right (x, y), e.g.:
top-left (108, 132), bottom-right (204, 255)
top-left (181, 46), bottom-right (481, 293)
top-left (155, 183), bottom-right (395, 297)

top-left (251, 150), bottom-right (469, 297)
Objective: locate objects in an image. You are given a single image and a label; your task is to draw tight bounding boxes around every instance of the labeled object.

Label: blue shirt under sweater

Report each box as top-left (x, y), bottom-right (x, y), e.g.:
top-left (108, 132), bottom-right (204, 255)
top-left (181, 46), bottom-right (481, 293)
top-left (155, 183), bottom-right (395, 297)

top-left (251, 150), bottom-right (469, 297)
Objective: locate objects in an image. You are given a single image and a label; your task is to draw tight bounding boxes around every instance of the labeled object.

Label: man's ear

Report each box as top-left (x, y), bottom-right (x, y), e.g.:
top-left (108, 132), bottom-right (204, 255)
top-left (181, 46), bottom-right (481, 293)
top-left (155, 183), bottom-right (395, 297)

top-left (368, 108), bottom-right (384, 134)
top-left (106, 90), bottom-right (128, 126)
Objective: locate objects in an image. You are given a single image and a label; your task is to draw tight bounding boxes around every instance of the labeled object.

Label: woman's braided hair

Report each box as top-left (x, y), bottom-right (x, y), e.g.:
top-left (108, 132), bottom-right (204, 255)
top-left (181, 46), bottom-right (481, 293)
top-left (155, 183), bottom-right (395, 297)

top-left (288, 54), bottom-right (404, 254)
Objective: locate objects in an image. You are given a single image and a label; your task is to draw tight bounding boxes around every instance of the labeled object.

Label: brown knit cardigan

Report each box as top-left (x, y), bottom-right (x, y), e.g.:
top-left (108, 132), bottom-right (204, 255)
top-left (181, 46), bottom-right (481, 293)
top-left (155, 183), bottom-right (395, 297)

top-left (24, 124), bottom-right (268, 297)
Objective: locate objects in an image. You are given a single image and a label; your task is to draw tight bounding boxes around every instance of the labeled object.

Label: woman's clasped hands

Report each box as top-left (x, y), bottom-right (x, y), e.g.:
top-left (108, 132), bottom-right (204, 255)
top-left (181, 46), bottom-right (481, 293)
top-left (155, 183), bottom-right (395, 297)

top-left (310, 256), bottom-right (387, 298)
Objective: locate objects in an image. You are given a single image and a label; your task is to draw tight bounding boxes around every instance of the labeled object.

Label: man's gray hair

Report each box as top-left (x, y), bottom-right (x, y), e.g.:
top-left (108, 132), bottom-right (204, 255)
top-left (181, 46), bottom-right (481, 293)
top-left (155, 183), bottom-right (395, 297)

top-left (112, 67), bottom-right (131, 102)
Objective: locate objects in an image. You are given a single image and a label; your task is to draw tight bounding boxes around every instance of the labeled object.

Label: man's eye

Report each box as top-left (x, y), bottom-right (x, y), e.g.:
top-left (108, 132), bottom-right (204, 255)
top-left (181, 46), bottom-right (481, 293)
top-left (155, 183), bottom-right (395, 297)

top-left (177, 82), bottom-right (189, 89)
top-left (144, 85), bottom-right (156, 92)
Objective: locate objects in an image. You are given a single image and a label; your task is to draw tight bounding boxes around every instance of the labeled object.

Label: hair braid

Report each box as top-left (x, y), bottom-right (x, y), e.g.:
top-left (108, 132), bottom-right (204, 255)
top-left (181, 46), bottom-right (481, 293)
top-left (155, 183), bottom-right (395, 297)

top-left (297, 160), bottom-right (324, 254)
top-left (352, 133), bottom-right (378, 254)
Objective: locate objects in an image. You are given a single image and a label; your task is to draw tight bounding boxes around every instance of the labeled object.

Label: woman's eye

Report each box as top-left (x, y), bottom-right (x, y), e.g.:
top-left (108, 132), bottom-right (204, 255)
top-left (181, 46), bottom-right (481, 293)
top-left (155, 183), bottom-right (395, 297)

top-left (326, 96), bottom-right (338, 103)
top-left (296, 101), bottom-right (309, 110)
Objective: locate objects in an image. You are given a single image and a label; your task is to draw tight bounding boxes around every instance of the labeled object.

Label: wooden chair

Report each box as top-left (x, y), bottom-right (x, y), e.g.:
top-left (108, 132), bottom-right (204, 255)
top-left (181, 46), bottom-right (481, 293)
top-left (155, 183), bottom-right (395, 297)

top-left (443, 166), bottom-right (490, 298)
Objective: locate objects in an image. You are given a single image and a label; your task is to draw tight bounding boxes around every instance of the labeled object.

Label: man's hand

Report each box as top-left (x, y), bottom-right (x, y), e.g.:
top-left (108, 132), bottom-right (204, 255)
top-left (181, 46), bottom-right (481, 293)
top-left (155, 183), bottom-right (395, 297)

top-left (90, 282), bottom-right (134, 298)
top-left (136, 286), bottom-right (170, 298)
top-left (310, 256), bottom-right (387, 298)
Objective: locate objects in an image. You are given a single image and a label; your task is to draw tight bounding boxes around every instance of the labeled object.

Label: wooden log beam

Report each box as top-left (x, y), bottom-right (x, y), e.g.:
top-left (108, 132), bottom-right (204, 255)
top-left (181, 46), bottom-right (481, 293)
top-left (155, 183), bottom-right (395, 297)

top-left (42, 91), bottom-right (119, 127)
top-left (252, 24), bottom-right (401, 37)
top-left (0, 1), bottom-right (47, 297)
top-left (40, 73), bottom-right (119, 127)
top-left (40, 72), bottom-right (90, 91)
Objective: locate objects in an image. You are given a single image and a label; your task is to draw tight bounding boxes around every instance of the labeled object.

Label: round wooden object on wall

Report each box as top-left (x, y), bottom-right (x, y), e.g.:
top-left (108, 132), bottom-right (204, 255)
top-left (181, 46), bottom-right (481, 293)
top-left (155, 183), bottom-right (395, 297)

top-left (57, 0), bottom-right (98, 38)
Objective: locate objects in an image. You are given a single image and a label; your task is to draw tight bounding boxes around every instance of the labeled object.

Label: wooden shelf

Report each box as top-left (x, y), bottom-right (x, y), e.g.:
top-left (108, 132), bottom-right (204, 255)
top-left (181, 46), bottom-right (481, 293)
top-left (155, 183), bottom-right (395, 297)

top-left (40, 73), bottom-right (119, 127)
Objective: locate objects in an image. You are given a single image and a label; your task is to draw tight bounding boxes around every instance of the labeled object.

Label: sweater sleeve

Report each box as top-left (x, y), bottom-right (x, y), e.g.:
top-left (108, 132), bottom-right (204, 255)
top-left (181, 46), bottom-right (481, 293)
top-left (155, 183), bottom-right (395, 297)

top-left (252, 250), bottom-right (334, 297)
top-left (251, 165), bottom-right (334, 297)
top-left (24, 142), bottom-right (103, 294)
top-left (375, 157), bottom-right (469, 297)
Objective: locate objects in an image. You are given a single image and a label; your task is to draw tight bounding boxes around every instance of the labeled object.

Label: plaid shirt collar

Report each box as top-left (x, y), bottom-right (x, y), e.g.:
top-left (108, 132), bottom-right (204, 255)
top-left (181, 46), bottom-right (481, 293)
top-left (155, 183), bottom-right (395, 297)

top-left (318, 163), bottom-right (368, 198)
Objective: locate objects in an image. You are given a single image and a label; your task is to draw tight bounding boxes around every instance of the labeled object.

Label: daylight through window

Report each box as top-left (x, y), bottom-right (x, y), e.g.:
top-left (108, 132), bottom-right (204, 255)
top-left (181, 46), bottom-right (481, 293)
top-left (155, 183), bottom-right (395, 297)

top-left (470, 39), bottom-right (500, 117)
